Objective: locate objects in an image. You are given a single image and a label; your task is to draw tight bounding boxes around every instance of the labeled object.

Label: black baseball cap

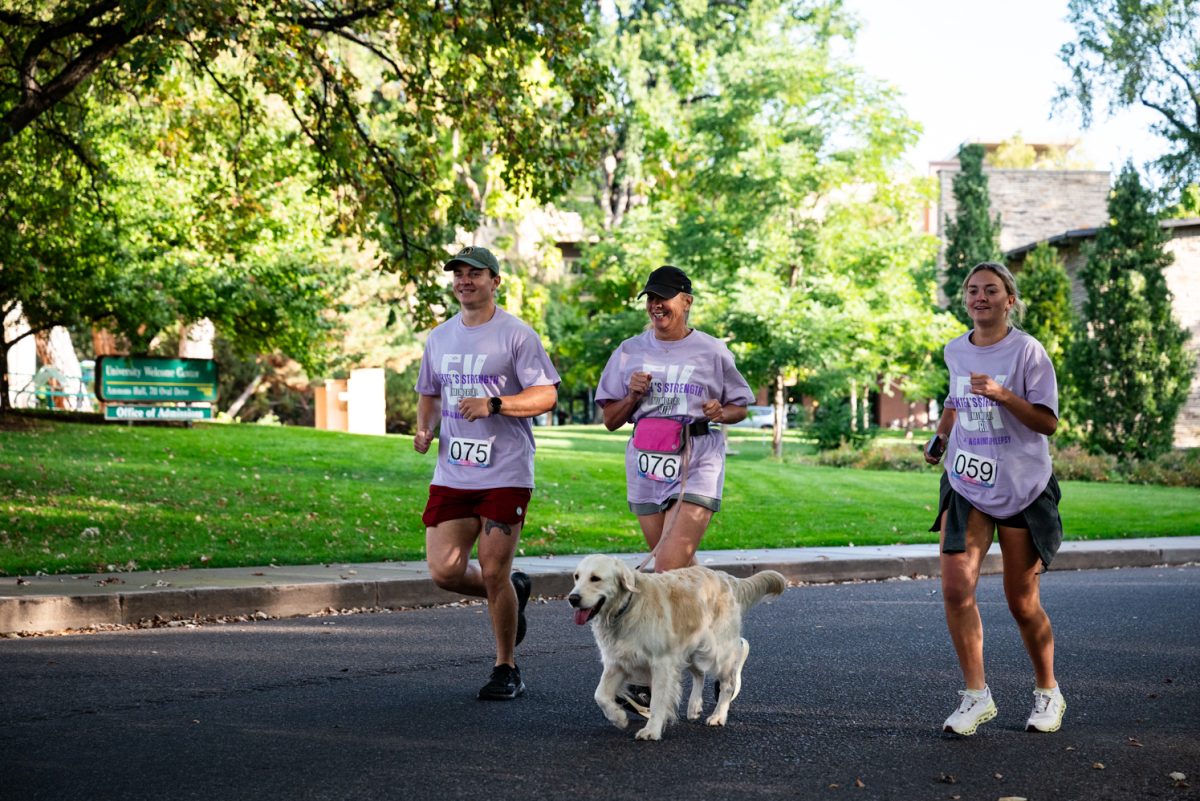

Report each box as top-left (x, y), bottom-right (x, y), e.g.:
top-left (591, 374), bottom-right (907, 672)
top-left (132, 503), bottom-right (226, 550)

top-left (443, 245), bottom-right (501, 274)
top-left (636, 265), bottom-right (692, 299)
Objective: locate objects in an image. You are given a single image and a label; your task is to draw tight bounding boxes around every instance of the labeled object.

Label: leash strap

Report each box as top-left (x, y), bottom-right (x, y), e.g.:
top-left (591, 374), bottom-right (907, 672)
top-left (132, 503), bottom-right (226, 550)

top-left (635, 432), bottom-right (692, 572)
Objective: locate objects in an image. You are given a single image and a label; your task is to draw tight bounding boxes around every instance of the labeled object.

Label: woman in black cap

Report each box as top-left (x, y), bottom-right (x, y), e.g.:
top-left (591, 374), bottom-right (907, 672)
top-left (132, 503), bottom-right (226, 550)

top-left (594, 265), bottom-right (755, 571)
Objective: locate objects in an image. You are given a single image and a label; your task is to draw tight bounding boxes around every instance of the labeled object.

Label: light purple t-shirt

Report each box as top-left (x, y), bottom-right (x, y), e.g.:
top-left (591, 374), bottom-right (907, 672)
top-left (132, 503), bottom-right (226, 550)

top-left (595, 329), bottom-right (754, 505)
top-left (943, 327), bottom-right (1059, 518)
top-left (416, 307), bottom-right (560, 490)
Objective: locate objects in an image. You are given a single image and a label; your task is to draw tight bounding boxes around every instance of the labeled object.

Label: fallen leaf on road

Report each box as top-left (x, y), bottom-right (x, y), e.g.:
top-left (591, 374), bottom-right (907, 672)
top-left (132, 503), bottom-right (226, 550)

top-left (1128, 737), bottom-right (1143, 747)
top-left (993, 773), bottom-right (1003, 780)
top-left (937, 773), bottom-right (958, 784)
top-left (16, 577), bottom-right (30, 585)
top-left (827, 784), bottom-right (839, 790)
top-left (1169, 772), bottom-right (1186, 781)
top-left (1092, 762), bottom-right (1105, 770)
top-left (854, 778), bottom-right (865, 788)
top-left (998, 797), bottom-right (1028, 801)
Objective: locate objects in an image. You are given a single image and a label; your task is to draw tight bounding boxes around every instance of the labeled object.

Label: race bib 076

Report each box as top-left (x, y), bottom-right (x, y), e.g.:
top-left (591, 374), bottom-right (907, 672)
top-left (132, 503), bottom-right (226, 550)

top-left (447, 437), bottom-right (492, 468)
top-left (951, 448), bottom-right (997, 488)
top-left (636, 450), bottom-right (681, 483)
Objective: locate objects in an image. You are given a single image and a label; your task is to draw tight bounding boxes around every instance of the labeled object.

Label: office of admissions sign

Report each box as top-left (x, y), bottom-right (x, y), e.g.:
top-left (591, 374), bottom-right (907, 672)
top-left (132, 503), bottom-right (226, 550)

top-left (96, 356), bottom-right (218, 403)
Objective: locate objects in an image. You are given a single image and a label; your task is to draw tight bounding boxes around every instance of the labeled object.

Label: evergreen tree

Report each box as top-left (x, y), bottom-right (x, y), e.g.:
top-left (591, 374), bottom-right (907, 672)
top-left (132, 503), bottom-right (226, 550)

top-left (943, 143), bottom-right (1002, 325)
top-left (1070, 164), bottom-right (1194, 461)
top-left (1018, 242), bottom-right (1076, 434)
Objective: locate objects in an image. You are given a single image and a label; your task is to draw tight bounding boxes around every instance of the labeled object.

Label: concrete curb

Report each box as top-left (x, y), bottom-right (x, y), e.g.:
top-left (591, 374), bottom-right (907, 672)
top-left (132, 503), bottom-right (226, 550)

top-left (2, 539), bottom-right (1197, 635)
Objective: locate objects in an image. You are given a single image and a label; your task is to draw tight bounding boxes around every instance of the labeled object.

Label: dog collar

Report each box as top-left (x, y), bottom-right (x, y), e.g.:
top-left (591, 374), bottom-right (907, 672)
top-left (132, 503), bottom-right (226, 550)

top-left (611, 594), bottom-right (633, 623)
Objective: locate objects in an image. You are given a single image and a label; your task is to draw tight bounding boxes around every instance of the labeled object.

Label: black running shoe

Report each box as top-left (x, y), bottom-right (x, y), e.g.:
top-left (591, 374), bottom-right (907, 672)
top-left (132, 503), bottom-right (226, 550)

top-left (617, 684), bottom-right (652, 718)
top-left (478, 664), bottom-right (525, 700)
top-left (512, 571), bottom-right (531, 646)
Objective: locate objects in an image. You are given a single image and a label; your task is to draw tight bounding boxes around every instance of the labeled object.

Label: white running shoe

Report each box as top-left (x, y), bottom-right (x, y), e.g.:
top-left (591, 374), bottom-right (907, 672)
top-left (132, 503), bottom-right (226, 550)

top-left (943, 688), bottom-right (998, 735)
top-left (1026, 687), bottom-right (1066, 732)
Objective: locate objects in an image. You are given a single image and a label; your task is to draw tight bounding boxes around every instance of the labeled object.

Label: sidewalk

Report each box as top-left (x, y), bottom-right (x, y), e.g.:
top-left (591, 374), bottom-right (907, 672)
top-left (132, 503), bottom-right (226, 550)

top-left (2, 537), bottom-right (1198, 635)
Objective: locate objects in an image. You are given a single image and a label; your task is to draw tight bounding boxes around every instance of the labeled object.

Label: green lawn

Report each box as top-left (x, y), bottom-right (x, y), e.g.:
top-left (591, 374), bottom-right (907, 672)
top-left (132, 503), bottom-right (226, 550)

top-left (1, 418), bottom-right (1197, 575)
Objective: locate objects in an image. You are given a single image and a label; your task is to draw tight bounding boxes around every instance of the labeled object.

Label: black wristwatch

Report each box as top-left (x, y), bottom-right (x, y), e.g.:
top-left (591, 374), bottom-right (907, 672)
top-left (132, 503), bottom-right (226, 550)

top-left (488, 396), bottom-right (502, 415)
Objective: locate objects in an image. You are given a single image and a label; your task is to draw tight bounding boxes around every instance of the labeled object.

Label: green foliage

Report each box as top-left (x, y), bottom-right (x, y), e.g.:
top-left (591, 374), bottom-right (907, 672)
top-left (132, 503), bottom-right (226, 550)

top-left (1059, 0), bottom-right (1200, 192)
top-left (1018, 242), bottom-right (1077, 435)
top-left (1167, 184), bottom-right (1200, 217)
top-left (1051, 442), bottom-right (1120, 481)
top-left (0, 1), bottom-right (608, 401)
top-left (384, 362), bottom-right (422, 435)
top-left (0, 58), bottom-right (352, 396)
top-left (1126, 448), bottom-right (1200, 487)
top-left (943, 143), bottom-right (1002, 324)
top-left (1069, 164), bottom-right (1195, 461)
top-left (985, 134), bottom-right (1092, 170)
top-left (816, 441), bottom-right (933, 472)
top-left (557, 0), bottom-right (957, 453)
top-left (809, 396), bottom-right (866, 452)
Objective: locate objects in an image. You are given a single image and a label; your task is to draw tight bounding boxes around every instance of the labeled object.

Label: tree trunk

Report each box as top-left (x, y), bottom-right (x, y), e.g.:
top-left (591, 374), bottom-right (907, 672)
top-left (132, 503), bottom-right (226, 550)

top-left (92, 326), bottom-right (124, 356)
top-left (3, 304), bottom-right (39, 410)
top-left (178, 318), bottom-right (215, 359)
top-left (773, 372), bottom-right (785, 459)
top-left (35, 327), bottom-right (90, 411)
top-left (226, 372), bottom-right (264, 420)
top-left (0, 339), bottom-right (9, 413)
top-left (849, 379), bottom-right (858, 433)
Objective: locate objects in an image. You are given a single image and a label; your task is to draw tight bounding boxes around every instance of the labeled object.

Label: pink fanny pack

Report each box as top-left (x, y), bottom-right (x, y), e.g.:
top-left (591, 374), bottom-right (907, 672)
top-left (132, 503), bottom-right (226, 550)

top-left (632, 417), bottom-right (686, 454)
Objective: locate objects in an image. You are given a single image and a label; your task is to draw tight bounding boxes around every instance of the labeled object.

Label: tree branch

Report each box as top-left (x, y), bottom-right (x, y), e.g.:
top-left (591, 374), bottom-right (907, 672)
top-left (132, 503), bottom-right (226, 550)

top-left (2, 14), bottom-right (154, 146)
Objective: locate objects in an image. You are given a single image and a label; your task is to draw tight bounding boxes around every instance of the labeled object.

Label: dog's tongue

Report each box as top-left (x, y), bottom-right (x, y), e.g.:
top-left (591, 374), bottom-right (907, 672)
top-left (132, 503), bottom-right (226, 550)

top-left (574, 607), bottom-right (591, 626)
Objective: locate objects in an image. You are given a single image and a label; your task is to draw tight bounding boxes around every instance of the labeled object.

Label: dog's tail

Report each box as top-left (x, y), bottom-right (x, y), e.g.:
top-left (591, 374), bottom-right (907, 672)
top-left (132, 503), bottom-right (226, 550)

top-left (734, 570), bottom-right (787, 609)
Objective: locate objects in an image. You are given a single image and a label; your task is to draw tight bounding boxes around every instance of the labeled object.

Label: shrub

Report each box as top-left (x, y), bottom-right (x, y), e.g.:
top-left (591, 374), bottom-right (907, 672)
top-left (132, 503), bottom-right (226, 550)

top-left (815, 442), bottom-right (862, 468)
top-left (817, 441), bottom-right (933, 472)
top-left (1127, 449), bottom-right (1200, 488)
top-left (1051, 443), bottom-right (1118, 481)
top-left (857, 444), bottom-right (931, 472)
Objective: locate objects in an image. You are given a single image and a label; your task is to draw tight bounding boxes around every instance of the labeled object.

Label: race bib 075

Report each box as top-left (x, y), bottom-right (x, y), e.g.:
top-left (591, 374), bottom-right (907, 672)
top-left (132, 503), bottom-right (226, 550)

top-left (950, 448), bottom-right (997, 488)
top-left (447, 437), bottom-right (492, 468)
top-left (636, 450), bottom-right (681, 483)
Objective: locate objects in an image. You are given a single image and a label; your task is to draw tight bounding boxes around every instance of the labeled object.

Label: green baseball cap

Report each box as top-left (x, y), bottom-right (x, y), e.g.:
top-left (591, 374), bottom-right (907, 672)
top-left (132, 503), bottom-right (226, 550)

top-left (443, 245), bottom-right (501, 274)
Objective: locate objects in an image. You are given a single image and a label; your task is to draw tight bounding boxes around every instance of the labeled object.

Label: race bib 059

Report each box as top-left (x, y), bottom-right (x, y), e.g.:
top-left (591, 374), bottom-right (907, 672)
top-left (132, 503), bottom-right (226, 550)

top-left (951, 448), bottom-right (997, 488)
top-left (447, 437), bottom-right (492, 468)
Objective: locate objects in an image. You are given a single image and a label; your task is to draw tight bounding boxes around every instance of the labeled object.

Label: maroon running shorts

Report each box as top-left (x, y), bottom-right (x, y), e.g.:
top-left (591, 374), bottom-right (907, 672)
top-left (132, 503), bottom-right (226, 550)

top-left (421, 485), bottom-right (533, 528)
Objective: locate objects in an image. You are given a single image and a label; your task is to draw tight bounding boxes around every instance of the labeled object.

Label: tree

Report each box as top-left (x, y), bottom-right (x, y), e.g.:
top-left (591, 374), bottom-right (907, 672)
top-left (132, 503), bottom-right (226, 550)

top-left (1017, 242), bottom-right (1077, 434)
top-left (1069, 164), bottom-right (1194, 461)
top-left (558, 0), bottom-right (959, 454)
top-left (0, 1), bottom-right (607, 317)
top-left (942, 143), bottom-right (1002, 325)
top-left (1059, 0), bottom-right (1200, 191)
top-left (0, 58), bottom-right (353, 410)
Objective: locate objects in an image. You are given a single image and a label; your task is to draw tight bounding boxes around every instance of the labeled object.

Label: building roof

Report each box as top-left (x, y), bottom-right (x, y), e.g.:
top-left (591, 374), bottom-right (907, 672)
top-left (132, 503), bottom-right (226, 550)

top-left (1005, 217), bottom-right (1200, 260)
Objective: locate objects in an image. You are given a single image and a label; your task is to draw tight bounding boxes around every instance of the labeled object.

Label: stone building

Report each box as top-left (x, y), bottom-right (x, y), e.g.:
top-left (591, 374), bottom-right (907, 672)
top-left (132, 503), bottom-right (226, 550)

top-left (928, 144), bottom-right (1198, 448)
top-left (1006, 218), bottom-right (1200, 448)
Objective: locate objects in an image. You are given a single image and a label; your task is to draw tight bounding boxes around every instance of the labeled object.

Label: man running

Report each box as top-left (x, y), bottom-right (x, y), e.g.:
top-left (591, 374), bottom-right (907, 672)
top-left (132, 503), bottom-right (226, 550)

top-left (414, 245), bottom-right (560, 700)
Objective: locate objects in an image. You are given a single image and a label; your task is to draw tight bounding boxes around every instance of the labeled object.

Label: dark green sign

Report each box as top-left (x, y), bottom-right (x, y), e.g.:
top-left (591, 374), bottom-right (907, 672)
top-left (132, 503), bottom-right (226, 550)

top-left (104, 405), bottom-right (213, 421)
top-left (96, 356), bottom-right (218, 403)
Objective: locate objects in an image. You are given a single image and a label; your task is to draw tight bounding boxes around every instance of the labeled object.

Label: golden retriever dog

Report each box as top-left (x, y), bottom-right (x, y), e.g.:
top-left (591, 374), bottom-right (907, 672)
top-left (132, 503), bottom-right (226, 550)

top-left (568, 554), bottom-right (787, 741)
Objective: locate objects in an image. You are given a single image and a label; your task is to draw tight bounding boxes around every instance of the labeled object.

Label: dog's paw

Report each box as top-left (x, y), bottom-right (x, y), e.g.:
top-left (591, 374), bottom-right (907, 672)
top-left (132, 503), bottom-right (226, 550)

top-left (687, 699), bottom-right (703, 720)
top-left (634, 725), bottom-right (663, 741)
top-left (599, 704), bottom-right (629, 729)
top-left (705, 712), bottom-right (728, 727)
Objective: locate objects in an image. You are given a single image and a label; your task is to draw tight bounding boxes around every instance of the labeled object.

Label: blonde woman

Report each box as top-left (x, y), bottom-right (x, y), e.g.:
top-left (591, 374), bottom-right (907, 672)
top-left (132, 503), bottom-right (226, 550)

top-left (925, 262), bottom-right (1066, 736)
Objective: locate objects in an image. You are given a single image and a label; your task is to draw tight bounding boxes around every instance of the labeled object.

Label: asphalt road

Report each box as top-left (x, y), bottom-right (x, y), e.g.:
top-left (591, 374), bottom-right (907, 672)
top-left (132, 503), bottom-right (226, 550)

top-left (1, 567), bottom-right (1197, 801)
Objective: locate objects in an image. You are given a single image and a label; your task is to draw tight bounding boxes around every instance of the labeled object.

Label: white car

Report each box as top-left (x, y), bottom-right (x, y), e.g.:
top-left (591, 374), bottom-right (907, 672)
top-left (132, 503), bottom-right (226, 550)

top-left (729, 405), bottom-right (784, 429)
